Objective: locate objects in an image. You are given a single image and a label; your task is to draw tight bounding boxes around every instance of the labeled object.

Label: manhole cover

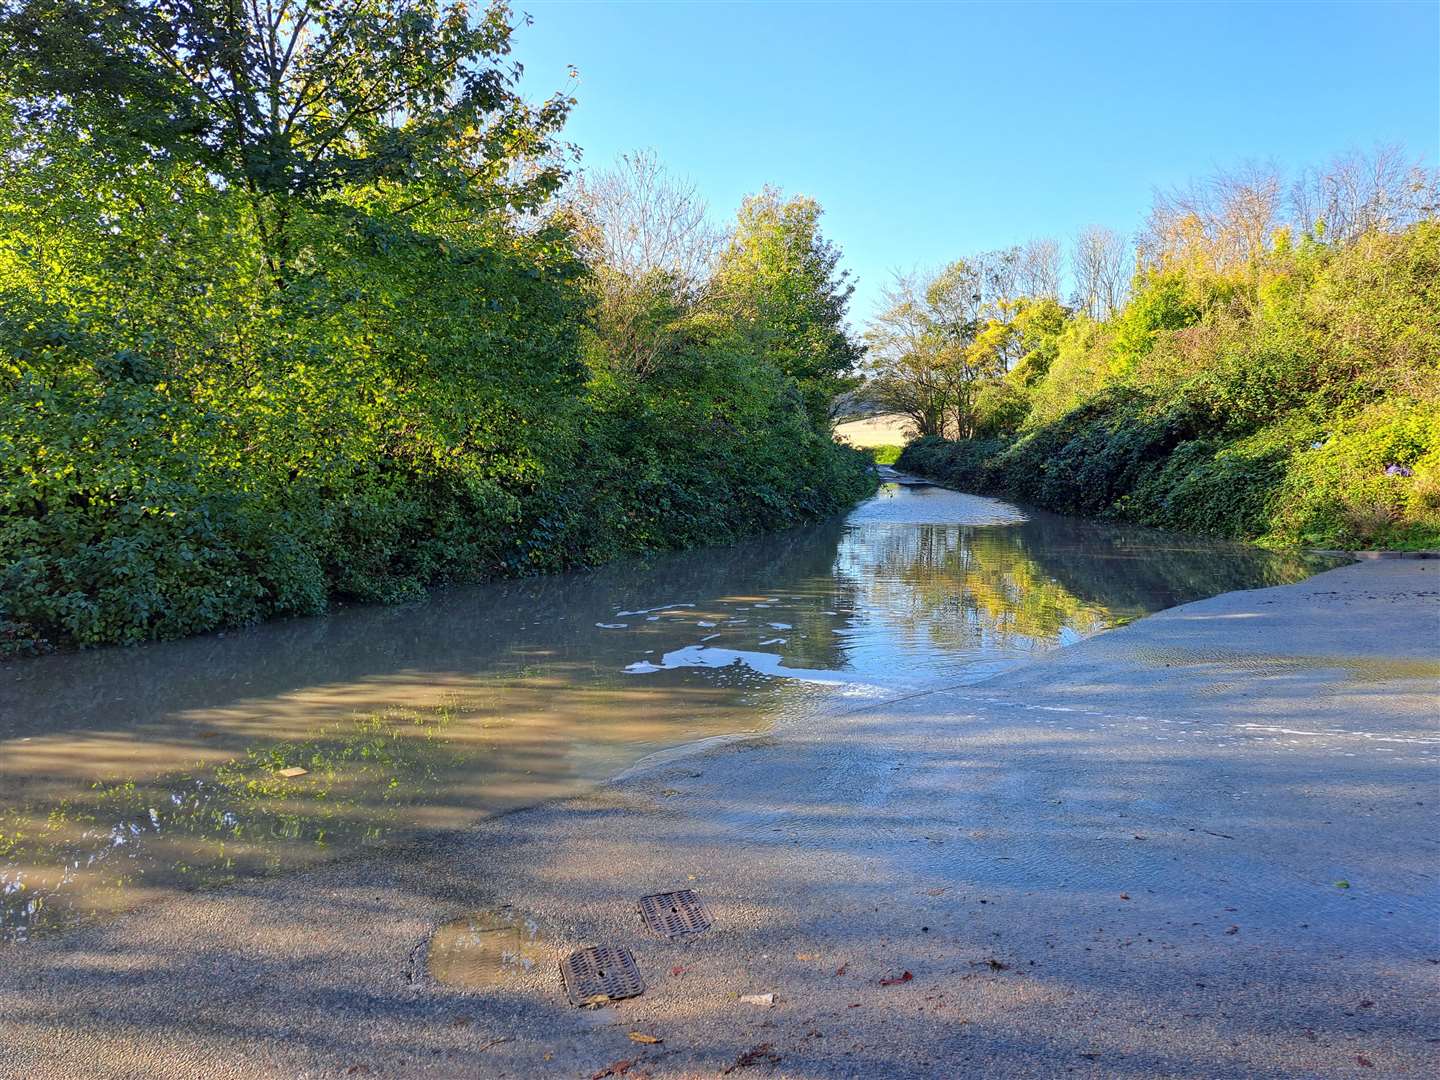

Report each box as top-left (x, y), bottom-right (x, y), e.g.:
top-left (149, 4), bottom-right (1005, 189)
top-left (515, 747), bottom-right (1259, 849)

top-left (560, 945), bottom-right (645, 1007)
top-left (638, 889), bottom-right (712, 938)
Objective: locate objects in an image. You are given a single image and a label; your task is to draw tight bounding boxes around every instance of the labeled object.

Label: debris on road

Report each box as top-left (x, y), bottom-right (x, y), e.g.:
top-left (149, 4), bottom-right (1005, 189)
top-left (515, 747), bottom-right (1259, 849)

top-left (722, 1044), bottom-right (781, 1073)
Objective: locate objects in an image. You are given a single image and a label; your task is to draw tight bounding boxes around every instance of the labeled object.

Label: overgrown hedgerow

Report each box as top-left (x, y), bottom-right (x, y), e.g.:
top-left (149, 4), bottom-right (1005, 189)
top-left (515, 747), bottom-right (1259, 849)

top-left (900, 221), bottom-right (1440, 551)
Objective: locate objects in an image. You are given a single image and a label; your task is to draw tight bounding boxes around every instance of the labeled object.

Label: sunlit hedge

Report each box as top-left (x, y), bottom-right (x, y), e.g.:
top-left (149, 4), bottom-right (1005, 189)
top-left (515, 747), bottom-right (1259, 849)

top-left (900, 222), bottom-right (1440, 551)
top-left (0, 169), bottom-right (872, 655)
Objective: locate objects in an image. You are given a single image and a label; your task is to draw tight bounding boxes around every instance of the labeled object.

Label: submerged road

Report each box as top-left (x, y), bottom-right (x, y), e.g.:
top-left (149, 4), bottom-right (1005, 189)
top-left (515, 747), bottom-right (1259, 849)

top-left (1, 559), bottom-right (1437, 1078)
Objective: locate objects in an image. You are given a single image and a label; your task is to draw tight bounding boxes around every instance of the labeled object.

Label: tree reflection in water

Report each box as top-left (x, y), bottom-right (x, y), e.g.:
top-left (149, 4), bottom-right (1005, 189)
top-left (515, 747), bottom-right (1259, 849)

top-left (0, 481), bottom-right (1336, 942)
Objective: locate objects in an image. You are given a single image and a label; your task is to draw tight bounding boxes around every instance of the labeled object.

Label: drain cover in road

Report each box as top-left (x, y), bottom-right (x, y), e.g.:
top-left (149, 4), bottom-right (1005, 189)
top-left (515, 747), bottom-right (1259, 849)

top-left (638, 889), bottom-right (712, 938)
top-left (560, 945), bottom-right (645, 1006)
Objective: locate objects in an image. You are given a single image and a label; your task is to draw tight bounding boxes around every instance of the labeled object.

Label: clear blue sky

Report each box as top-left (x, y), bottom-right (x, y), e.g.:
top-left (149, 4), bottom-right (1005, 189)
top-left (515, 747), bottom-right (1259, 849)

top-left (513, 0), bottom-right (1440, 322)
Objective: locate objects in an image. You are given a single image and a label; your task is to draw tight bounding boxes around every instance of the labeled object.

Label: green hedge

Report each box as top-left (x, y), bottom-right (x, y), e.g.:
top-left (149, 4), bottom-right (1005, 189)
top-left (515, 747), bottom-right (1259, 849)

top-left (900, 397), bottom-right (1439, 550)
top-left (900, 221), bottom-right (1439, 551)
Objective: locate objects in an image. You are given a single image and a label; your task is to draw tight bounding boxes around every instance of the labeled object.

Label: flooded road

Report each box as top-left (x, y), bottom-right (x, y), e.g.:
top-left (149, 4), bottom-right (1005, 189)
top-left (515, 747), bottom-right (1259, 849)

top-left (0, 480), bottom-right (1336, 942)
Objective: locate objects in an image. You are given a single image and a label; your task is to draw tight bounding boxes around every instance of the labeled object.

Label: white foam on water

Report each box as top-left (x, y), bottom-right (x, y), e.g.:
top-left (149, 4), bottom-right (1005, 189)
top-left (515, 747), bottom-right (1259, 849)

top-left (623, 645), bottom-right (858, 686)
top-left (615, 603), bottom-right (697, 617)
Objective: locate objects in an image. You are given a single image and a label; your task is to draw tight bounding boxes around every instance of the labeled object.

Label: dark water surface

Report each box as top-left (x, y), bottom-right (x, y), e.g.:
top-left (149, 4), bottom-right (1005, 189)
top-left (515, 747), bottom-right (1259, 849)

top-left (0, 480), bottom-right (1336, 942)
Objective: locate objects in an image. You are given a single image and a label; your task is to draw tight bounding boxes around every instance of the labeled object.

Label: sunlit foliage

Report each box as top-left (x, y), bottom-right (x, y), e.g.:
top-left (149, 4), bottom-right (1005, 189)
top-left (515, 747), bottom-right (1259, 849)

top-left (895, 151), bottom-right (1439, 551)
top-left (0, 2), bottom-right (872, 653)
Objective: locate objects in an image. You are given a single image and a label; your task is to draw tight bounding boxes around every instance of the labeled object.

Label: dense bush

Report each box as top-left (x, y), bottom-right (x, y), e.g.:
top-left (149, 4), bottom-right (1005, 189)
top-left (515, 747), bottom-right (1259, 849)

top-left (0, 6), bottom-right (873, 655)
top-left (0, 200), bottom-right (872, 655)
top-left (900, 221), bottom-right (1440, 551)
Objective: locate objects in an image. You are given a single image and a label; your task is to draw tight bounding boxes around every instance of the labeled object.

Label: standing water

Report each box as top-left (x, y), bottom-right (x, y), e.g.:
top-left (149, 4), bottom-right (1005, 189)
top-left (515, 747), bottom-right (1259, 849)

top-left (0, 479), bottom-right (1336, 942)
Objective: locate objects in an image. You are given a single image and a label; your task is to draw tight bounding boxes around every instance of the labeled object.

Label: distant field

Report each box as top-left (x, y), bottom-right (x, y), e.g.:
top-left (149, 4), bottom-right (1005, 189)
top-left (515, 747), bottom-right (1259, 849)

top-left (833, 413), bottom-right (913, 448)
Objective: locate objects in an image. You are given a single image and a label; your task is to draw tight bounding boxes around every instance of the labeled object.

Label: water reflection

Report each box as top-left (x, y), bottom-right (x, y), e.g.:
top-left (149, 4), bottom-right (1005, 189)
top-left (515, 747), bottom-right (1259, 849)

top-left (427, 907), bottom-right (550, 989)
top-left (0, 481), bottom-right (1336, 941)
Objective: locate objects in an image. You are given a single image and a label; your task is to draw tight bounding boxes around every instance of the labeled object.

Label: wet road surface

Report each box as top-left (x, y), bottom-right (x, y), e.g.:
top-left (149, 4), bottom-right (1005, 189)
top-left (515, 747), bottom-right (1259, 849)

top-left (1, 554), bottom-right (1435, 1078)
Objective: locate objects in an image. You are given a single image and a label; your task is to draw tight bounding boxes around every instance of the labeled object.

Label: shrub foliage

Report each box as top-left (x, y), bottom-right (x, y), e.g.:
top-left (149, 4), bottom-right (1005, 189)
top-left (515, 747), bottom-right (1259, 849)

top-left (899, 215), bottom-right (1440, 551)
top-left (0, 2), bottom-right (872, 654)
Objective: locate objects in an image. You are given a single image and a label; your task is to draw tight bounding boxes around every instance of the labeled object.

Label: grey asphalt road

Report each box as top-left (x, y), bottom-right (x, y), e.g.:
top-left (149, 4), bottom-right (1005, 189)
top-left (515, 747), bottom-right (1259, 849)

top-left (2, 559), bottom-right (1437, 1079)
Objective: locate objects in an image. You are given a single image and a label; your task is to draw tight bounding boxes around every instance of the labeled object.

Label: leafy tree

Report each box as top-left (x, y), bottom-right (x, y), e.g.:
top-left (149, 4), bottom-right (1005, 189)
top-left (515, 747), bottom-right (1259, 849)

top-left (0, 0), bottom-right (573, 280)
top-left (897, 153), bottom-right (1440, 553)
top-left (866, 260), bottom-right (1018, 440)
top-left (1006, 298), bottom-right (1070, 387)
top-left (714, 187), bottom-right (863, 423)
top-left (0, 0), bottom-right (881, 657)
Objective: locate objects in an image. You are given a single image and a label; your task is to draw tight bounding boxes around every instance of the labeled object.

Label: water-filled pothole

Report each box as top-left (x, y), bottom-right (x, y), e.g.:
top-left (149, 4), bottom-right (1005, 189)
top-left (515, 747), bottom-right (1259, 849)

top-left (427, 908), bottom-right (549, 988)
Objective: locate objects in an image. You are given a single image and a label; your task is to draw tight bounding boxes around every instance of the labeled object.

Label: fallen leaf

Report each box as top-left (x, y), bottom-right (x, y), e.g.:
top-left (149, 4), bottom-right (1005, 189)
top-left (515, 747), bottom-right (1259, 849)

top-left (1119, 893), bottom-right (1131, 900)
top-left (277, 766), bottom-right (308, 778)
top-left (795, 953), bottom-right (816, 961)
top-left (1356, 1055), bottom-right (1374, 1068)
top-left (834, 963), bottom-right (848, 976)
top-left (1335, 880), bottom-right (1351, 889)
top-left (670, 966), bottom-right (688, 976)
top-left (722, 1043), bottom-right (781, 1074)
top-left (879, 971), bottom-right (913, 986)
top-left (627, 1032), bottom-right (662, 1044)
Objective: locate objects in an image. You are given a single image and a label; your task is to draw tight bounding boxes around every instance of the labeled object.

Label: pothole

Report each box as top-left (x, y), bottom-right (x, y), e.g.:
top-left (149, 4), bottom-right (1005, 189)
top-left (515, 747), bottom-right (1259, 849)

top-left (427, 908), bottom-right (549, 989)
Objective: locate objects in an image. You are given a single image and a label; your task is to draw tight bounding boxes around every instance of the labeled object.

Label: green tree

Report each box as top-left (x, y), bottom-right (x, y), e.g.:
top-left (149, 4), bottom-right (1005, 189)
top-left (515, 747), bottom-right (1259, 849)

top-left (866, 260), bottom-right (1013, 440)
top-left (1, 0), bottom-right (572, 280)
top-left (714, 187), bottom-right (863, 424)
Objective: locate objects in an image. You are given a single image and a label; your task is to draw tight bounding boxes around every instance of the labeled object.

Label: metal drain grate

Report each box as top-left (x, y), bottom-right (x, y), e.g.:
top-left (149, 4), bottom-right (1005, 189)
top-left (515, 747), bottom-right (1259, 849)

top-left (560, 945), bottom-right (645, 1006)
top-left (638, 889), bottom-right (712, 939)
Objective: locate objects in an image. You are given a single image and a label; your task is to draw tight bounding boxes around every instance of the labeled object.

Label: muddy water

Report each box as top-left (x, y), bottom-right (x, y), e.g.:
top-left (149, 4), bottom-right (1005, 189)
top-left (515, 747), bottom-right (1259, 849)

top-left (0, 481), bottom-right (1337, 942)
top-left (427, 908), bottom-right (550, 988)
